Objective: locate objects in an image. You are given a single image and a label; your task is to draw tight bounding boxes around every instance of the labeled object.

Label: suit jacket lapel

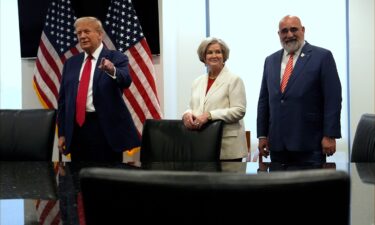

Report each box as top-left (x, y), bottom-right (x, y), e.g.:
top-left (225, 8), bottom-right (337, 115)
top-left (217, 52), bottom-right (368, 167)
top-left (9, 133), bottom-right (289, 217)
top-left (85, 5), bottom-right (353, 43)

top-left (283, 42), bottom-right (312, 94)
top-left (197, 77), bottom-right (207, 112)
top-left (92, 48), bottom-right (108, 94)
top-left (273, 50), bottom-right (284, 90)
top-left (73, 54), bottom-right (85, 99)
top-left (204, 67), bottom-right (227, 104)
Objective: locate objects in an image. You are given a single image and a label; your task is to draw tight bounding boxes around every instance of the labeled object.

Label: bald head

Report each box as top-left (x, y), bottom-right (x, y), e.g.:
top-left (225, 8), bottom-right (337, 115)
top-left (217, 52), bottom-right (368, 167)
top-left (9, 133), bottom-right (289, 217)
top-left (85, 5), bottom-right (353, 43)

top-left (279, 15), bottom-right (303, 29)
top-left (278, 15), bottom-right (305, 53)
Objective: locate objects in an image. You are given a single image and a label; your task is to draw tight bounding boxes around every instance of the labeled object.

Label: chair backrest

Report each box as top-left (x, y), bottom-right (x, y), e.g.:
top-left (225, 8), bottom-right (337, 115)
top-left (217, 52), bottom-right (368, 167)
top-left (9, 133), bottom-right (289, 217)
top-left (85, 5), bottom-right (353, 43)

top-left (355, 163), bottom-right (375, 184)
top-left (140, 119), bottom-right (224, 162)
top-left (80, 168), bottom-right (350, 225)
top-left (351, 113), bottom-right (375, 162)
top-left (0, 109), bottom-right (56, 161)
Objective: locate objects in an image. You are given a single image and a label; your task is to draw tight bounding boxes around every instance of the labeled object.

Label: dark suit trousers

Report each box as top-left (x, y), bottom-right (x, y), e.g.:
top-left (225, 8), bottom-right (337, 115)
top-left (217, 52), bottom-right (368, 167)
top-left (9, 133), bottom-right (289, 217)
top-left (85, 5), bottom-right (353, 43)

top-left (70, 112), bottom-right (123, 162)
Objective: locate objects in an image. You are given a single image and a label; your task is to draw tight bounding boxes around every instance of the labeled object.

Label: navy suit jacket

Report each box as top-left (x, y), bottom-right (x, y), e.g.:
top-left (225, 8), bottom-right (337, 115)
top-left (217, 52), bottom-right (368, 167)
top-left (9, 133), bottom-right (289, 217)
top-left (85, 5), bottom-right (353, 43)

top-left (257, 42), bottom-right (342, 152)
top-left (57, 48), bottom-right (140, 154)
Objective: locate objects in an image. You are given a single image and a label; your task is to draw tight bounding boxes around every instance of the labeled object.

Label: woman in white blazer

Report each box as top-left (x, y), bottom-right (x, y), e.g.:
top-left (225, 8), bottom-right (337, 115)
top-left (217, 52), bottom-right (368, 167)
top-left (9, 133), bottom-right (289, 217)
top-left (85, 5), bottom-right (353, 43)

top-left (182, 37), bottom-right (248, 161)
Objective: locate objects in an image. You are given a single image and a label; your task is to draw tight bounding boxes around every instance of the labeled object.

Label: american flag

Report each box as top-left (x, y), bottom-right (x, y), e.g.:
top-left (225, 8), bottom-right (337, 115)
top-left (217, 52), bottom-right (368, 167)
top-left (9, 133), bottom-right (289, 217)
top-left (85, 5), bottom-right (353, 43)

top-left (35, 199), bottom-right (61, 225)
top-left (34, 1), bottom-right (76, 224)
top-left (35, 163), bottom-right (62, 225)
top-left (33, 0), bottom-right (79, 109)
top-left (103, 0), bottom-right (162, 132)
top-left (33, 0), bottom-right (162, 134)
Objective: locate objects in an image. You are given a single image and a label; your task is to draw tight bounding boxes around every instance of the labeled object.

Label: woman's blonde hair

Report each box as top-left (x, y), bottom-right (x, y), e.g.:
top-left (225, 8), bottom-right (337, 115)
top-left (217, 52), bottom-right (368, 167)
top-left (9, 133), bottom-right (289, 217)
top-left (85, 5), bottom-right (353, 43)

top-left (197, 37), bottom-right (230, 63)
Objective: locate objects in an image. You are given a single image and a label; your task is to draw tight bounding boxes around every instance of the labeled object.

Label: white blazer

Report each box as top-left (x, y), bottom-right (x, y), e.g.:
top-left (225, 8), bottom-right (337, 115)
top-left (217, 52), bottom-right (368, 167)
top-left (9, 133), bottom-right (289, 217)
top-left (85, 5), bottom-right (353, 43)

top-left (185, 66), bottom-right (248, 159)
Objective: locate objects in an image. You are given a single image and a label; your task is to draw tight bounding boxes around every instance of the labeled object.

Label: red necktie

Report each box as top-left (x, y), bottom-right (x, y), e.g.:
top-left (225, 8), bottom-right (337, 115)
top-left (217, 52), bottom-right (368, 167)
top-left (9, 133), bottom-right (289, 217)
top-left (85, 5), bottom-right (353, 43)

top-left (76, 55), bottom-right (93, 126)
top-left (280, 53), bottom-right (294, 93)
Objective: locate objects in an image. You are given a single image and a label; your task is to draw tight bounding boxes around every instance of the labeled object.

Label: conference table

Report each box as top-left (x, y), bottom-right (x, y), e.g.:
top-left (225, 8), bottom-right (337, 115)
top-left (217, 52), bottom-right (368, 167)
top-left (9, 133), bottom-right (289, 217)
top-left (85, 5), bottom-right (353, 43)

top-left (0, 161), bottom-right (374, 225)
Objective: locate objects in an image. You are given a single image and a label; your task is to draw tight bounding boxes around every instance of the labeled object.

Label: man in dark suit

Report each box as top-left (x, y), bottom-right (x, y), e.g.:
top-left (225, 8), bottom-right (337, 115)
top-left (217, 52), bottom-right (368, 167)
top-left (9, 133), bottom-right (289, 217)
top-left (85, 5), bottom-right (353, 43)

top-left (257, 15), bottom-right (342, 163)
top-left (57, 17), bottom-right (140, 162)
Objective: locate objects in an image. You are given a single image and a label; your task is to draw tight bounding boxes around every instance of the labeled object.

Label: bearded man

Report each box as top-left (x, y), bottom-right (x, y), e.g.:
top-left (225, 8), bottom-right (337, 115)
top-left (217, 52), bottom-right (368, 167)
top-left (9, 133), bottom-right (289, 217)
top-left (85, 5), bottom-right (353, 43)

top-left (256, 15), bottom-right (342, 163)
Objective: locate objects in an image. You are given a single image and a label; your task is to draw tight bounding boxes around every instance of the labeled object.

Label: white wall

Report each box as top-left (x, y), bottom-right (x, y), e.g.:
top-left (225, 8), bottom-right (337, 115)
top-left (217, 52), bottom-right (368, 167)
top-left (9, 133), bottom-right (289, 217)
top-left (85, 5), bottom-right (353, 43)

top-left (349, 0), bottom-right (375, 146)
top-left (0, 0), bottom-right (22, 109)
top-left (161, 0), bottom-right (207, 118)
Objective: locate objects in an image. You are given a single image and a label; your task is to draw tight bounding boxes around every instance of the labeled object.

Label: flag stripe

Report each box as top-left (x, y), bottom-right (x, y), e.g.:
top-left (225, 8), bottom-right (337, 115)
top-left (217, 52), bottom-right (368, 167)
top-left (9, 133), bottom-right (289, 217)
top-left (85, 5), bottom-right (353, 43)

top-left (126, 44), bottom-right (161, 118)
top-left (124, 88), bottom-right (146, 129)
top-left (34, 32), bottom-right (64, 108)
top-left (63, 45), bottom-right (80, 62)
top-left (37, 35), bottom-right (64, 87)
top-left (128, 65), bottom-right (161, 120)
top-left (39, 34), bottom-right (62, 80)
top-left (36, 163), bottom-right (61, 225)
top-left (37, 200), bottom-right (57, 224)
top-left (50, 212), bottom-right (62, 225)
top-left (33, 70), bottom-right (57, 108)
top-left (33, 76), bottom-right (54, 109)
top-left (128, 42), bottom-right (158, 100)
top-left (102, 32), bottom-right (116, 49)
top-left (122, 94), bottom-right (143, 134)
top-left (42, 202), bottom-right (60, 225)
top-left (140, 38), bottom-right (153, 59)
top-left (128, 52), bottom-right (162, 112)
top-left (129, 40), bottom-right (158, 95)
top-left (35, 59), bottom-right (59, 99)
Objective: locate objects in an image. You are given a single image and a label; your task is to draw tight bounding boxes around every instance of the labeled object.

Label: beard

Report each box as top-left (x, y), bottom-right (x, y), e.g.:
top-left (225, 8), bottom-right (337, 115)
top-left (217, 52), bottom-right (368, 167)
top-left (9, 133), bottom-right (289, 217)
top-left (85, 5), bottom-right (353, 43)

top-left (281, 39), bottom-right (301, 53)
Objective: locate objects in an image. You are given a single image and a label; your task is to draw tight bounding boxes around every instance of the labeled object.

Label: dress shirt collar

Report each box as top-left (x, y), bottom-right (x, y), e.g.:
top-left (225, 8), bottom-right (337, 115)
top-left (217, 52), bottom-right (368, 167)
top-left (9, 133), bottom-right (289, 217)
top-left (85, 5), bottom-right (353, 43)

top-left (84, 43), bottom-right (104, 61)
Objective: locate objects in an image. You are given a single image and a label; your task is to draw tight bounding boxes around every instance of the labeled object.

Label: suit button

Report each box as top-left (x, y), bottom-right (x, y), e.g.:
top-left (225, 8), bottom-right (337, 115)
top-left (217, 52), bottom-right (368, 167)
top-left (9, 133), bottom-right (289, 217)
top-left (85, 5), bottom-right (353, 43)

top-left (281, 100), bottom-right (284, 103)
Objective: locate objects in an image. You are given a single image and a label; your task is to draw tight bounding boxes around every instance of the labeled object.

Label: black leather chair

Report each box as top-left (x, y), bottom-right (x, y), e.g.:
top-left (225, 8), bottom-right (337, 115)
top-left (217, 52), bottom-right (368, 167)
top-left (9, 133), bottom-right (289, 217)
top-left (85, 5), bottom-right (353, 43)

top-left (140, 119), bottom-right (224, 162)
top-left (355, 163), bottom-right (375, 184)
top-left (351, 113), bottom-right (375, 162)
top-left (80, 167), bottom-right (350, 225)
top-left (0, 109), bottom-right (56, 161)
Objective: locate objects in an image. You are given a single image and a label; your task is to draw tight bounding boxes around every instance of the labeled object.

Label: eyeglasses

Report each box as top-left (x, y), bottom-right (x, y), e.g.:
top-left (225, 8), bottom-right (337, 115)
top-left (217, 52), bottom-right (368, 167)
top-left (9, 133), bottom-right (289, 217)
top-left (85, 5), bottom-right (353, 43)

top-left (279, 27), bottom-right (299, 34)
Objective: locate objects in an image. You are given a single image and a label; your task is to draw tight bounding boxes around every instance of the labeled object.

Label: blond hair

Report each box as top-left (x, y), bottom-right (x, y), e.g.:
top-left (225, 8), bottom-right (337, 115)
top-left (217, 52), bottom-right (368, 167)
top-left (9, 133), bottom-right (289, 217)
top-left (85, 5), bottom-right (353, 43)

top-left (197, 37), bottom-right (230, 63)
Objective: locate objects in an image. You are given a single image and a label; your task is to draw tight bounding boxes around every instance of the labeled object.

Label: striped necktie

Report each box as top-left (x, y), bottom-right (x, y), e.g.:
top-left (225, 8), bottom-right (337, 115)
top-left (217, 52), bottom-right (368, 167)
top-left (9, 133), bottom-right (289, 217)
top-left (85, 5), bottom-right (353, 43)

top-left (280, 53), bottom-right (294, 93)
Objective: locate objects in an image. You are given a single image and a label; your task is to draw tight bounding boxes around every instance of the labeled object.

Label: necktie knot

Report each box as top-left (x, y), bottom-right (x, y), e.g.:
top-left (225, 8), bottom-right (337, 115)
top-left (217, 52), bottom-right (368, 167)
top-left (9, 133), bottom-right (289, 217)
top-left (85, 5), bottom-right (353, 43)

top-left (287, 52), bottom-right (294, 62)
